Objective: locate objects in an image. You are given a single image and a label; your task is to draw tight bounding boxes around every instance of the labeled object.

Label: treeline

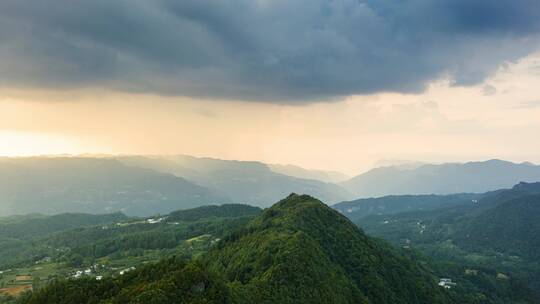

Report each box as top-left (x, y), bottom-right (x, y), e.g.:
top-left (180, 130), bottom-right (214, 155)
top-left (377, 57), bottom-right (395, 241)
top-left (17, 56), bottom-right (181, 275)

top-left (167, 204), bottom-right (261, 222)
top-left (0, 213), bottom-right (127, 240)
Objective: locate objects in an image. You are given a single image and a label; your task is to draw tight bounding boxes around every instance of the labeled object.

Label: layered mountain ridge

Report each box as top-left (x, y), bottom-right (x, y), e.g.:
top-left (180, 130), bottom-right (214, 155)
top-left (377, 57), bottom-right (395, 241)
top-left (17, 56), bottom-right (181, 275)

top-left (341, 159), bottom-right (540, 198)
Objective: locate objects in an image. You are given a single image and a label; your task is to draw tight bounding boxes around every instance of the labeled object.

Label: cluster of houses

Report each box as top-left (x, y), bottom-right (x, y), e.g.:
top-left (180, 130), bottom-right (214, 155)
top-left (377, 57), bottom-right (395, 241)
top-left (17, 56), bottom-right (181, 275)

top-left (71, 264), bottom-right (136, 281)
top-left (71, 264), bottom-right (137, 280)
top-left (112, 216), bottom-right (167, 228)
top-left (72, 264), bottom-right (105, 280)
top-left (72, 268), bottom-right (93, 279)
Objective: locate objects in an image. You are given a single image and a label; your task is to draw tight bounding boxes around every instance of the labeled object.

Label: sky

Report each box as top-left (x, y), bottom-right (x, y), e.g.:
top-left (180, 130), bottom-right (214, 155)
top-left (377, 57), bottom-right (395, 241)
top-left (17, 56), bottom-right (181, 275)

top-left (1, 0), bottom-right (540, 175)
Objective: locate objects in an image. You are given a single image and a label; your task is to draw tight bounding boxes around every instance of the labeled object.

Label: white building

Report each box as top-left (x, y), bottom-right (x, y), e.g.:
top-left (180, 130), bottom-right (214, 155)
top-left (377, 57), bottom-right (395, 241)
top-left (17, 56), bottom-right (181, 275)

top-left (119, 267), bottom-right (136, 275)
top-left (146, 218), bottom-right (164, 224)
top-left (73, 270), bottom-right (83, 278)
top-left (438, 278), bottom-right (457, 289)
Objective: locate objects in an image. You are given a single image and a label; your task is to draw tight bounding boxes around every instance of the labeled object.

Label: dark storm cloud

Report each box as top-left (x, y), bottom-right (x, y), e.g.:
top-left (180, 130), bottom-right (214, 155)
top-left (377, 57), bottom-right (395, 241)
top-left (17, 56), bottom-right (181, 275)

top-left (0, 0), bottom-right (539, 102)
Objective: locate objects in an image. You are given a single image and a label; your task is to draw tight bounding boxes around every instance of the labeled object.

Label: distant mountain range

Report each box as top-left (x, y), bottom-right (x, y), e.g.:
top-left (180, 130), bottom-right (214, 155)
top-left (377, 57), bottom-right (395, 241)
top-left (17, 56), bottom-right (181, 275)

top-left (118, 155), bottom-right (352, 207)
top-left (2, 156), bottom-right (540, 217)
top-left (0, 156), bottom-right (352, 216)
top-left (0, 157), bottom-right (228, 216)
top-left (340, 159), bottom-right (540, 198)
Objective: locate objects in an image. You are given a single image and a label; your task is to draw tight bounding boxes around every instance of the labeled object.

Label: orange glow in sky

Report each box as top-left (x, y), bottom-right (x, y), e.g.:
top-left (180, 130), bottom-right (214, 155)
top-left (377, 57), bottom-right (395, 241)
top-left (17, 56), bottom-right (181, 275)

top-left (0, 131), bottom-right (107, 157)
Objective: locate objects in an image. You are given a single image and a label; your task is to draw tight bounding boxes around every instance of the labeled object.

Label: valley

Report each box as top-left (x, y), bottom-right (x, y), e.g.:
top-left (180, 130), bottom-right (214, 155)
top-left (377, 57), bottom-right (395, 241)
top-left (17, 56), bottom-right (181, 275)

top-left (1, 158), bottom-right (540, 303)
top-left (337, 182), bottom-right (540, 300)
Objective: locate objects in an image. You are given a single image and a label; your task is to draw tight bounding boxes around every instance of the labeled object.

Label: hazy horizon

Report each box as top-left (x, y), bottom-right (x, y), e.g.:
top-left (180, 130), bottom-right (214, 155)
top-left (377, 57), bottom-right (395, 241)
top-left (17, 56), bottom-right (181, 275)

top-left (1, 1), bottom-right (540, 175)
top-left (0, 152), bottom-right (538, 177)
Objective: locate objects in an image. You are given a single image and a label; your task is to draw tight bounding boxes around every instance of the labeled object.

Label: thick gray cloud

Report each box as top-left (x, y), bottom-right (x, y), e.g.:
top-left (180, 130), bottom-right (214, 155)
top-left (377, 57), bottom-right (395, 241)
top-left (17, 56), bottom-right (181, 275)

top-left (1, 0), bottom-right (540, 102)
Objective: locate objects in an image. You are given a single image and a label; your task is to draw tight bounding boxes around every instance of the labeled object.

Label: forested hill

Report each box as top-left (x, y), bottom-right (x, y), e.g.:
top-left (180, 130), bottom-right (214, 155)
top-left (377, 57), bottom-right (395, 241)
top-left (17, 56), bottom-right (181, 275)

top-left (352, 182), bottom-right (540, 260)
top-left (204, 194), bottom-right (451, 304)
top-left (20, 194), bottom-right (452, 304)
top-left (0, 212), bottom-right (127, 240)
top-left (333, 193), bottom-right (480, 221)
top-left (351, 182), bottom-right (540, 299)
top-left (166, 204), bottom-right (261, 222)
top-left (454, 191), bottom-right (540, 260)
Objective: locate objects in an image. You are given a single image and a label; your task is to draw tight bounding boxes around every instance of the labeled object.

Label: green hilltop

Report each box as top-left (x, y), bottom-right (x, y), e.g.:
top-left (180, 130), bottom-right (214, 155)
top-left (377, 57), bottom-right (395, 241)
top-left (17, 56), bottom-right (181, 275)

top-left (205, 193), bottom-right (450, 304)
top-left (21, 194), bottom-right (452, 303)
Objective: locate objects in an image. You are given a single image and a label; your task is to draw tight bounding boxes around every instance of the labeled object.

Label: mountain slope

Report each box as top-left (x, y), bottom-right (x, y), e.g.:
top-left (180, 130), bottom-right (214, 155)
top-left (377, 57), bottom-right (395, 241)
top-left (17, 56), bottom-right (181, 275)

top-left (0, 212), bottom-right (127, 270)
top-left (205, 194), bottom-right (451, 304)
top-left (0, 157), bottom-right (228, 216)
top-left (333, 193), bottom-right (480, 222)
top-left (167, 204), bottom-right (261, 222)
top-left (0, 212), bottom-right (127, 240)
top-left (351, 182), bottom-right (540, 297)
top-left (349, 182), bottom-right (540, 258)
top-left (454, 193), bottom-right (540, 260)
top-left (119, 155), bottom-right (352, 206)
top-left (341, 159), bottom-right (540, 198)
top-left (267, 163), bottom-right (350, 183)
